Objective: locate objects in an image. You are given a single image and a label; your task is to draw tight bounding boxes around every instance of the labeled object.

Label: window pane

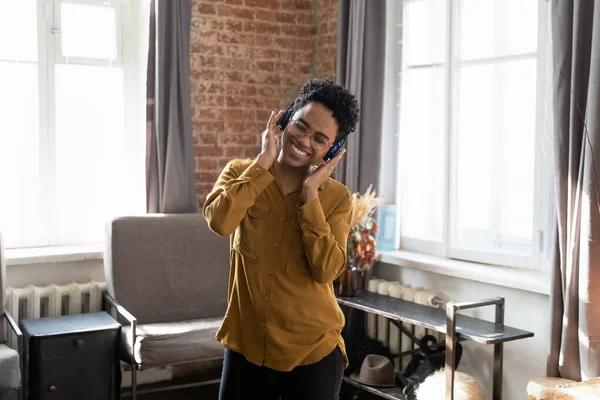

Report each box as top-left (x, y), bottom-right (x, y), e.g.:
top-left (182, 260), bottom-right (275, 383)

top-left (455, 60), bottom-right (536, 252)
top-left (458, 0), bottom-right (538, 61)
top-left (54, 64), bottom-right (139, 245)
top-left (499, 60), bottom-right (536, 242)
top-left (456, 65), bottom-right (494, 242)
top-left (403, 0), bottom-right (447, 66)
top-left (399, 67), bottom-right (445, 241)
top-left (0, 62), bottom-right (42, 248)
top-left (61, 2), bottom-right (118, 60)
top-left (0, 0), bottom-right (38, 61)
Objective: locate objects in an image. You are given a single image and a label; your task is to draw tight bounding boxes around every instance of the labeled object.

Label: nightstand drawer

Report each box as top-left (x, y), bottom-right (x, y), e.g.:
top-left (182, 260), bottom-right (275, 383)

top-left (37, 346), bottom-right (114, 400)
top-left (35, 329), bottom-right (115, 358)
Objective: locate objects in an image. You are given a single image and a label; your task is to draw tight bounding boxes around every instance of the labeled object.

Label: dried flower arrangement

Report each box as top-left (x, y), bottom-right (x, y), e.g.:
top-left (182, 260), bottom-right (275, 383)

top-left (347, 185), bottom-right (383, 271)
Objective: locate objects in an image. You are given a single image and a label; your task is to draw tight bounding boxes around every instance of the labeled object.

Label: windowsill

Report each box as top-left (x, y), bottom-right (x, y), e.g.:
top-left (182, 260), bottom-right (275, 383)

top-left (4, 246), bottom-right (551, 294)
top-left (5, 245), bottom-right (104, 266)
top-left (377, 250), bottom-right (551, 296)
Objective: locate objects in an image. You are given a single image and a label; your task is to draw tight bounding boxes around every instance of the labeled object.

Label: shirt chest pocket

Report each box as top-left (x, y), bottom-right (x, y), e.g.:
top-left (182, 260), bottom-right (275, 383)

top-left (234, 200), bottom-right (272, 262)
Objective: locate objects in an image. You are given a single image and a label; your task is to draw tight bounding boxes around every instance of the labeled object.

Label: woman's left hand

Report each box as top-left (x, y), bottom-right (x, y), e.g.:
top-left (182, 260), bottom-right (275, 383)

top-left (302, 149), bottom-right (346, 203)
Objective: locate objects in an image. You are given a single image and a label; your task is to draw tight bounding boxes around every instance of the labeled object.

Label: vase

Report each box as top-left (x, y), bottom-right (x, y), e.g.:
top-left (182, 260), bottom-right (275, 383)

top-left (337, 263), bottom-right (363, 297)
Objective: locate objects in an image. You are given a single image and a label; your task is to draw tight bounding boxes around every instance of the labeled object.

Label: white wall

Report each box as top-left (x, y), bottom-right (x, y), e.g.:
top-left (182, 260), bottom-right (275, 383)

top-left (6, 259), bottom-right (104, 288)
top-left (375, 261), bottom-right (550, 400)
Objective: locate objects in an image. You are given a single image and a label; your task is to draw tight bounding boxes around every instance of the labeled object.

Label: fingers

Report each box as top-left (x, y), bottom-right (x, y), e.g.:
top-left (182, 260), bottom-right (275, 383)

top-left (313, 149), bottom-right (346, 174)
top-left (267, 110), bottom-right (285, 131)
top-left (312, 161), bottom-right (326, 171)
top-left (267, 111), bottom-right (276, 131)
top-left (328, 148), bottom-right (347, 170)
top-left (333, 148), bottom-right (347, 162)
top-left (274, 109), bottom-right (284, 124)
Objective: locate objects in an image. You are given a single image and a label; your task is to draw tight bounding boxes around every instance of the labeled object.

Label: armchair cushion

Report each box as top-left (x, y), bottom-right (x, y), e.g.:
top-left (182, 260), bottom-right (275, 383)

top-left (121, 317), bottom-right (223, 368)
top-left (0, 344), bottom-right (20, 390)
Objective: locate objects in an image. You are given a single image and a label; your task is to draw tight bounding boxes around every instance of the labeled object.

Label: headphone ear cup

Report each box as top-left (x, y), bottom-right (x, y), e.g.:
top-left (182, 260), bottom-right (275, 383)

top-left (324, 146), bottom-right (336, 161)
top-left (323, 137), bottom-right (347, 161)
top-left (278, 102), bottom-right (294, 131)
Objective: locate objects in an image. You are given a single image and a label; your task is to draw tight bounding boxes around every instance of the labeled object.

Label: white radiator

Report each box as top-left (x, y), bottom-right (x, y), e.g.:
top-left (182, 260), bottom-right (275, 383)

top-left (366, 278), bottom-right (445, 371)
top-left (5, 281), bottom-right (107, 346)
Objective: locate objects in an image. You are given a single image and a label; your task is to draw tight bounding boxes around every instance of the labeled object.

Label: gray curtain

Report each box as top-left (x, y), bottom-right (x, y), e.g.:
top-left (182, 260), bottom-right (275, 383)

top-left (336, 0), bottom-right (386, 195)
top-left (335, 0), bottom-right (386, 360)
top-left (549, 0), bottom-right (600, 381)
top-left (146, 0), bottom-right (196, 213)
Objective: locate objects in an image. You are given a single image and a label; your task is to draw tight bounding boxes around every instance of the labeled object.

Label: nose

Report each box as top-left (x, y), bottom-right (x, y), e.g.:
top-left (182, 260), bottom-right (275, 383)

top-left (296, 133), bottom-right (312, 149)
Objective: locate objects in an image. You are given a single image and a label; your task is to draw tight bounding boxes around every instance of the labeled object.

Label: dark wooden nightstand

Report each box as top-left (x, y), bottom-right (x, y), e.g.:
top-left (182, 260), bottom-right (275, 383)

top-left (20, 311), bottom-right (121, 400)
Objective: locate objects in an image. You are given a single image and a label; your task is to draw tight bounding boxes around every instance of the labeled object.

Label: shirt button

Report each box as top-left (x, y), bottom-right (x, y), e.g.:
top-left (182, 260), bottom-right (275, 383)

top-left (302, 223), bottom-right (307, 227)
top-left (264, 296), bottom-right (270, 301)
top-left (273, 242), bottom-right (280, 247)
top-left (279, 217), bottom-right (284, 222)
top-left (255, 167), bottom-right (261, 171)
top-left (268, 270), bottom-right (274, 275)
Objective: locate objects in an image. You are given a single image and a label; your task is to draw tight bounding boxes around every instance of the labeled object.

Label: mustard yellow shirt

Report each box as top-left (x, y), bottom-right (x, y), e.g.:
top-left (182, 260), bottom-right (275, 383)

top-left (203, 158), bottom-right (352, 372)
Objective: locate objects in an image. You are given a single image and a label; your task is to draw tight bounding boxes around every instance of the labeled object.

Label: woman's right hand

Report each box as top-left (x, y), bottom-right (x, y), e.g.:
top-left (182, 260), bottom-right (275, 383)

top-left (257, 110), bottom-right (284, 169)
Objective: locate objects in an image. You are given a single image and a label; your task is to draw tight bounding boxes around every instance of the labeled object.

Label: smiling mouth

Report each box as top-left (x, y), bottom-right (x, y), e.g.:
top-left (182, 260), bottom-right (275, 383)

top-left (291, 142), bottom-right (311, 157)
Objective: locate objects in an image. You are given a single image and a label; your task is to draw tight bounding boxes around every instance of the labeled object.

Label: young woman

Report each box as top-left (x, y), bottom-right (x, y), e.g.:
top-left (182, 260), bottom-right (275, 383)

top-left (204, 79), bottom-right (359, 400)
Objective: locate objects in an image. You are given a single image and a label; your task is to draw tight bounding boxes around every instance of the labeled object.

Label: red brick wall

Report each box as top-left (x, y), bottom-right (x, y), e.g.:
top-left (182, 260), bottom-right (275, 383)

top-left (191, 0), bottom-right (339, 206)
top-left (312, 0), bottom-right (338, 78)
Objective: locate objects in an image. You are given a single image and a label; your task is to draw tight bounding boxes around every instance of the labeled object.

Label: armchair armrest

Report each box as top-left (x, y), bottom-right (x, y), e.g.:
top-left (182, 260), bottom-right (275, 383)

top-left (5, 309), bottom-right (24, 390)
top-left (5, 310), bottom-right (22, 338)
top-left (103, 293), bottom-right (137, 326)
top-left (103, 293), bottom-right (138, 368)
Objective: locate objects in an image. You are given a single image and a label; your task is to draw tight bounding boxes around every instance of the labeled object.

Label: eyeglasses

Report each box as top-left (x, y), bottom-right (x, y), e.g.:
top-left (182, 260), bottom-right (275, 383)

top-left (287, 120), bottom-right (333, 151)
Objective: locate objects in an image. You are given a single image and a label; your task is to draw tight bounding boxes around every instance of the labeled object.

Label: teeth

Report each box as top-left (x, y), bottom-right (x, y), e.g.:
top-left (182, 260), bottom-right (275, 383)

top-left (291, 143), bottom-right (308, 156)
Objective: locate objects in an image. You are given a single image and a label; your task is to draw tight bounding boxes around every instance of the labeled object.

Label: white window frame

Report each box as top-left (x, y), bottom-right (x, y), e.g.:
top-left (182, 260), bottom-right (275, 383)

top-left (391, 0), bottom-right (554, 271)
top-left (2, 0), bottom-right (142, 249)
top-left (52, 0), bottom-right (124, 67)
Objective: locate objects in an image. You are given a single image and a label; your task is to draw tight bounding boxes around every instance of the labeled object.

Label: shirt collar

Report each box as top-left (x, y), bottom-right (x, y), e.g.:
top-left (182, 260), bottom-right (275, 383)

top-left (268, 164), bottom-right (328, 194)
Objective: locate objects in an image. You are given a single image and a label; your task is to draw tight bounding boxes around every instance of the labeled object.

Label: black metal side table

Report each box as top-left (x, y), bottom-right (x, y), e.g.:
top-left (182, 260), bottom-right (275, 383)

top-left (337, 291), bottom-right (534, 400)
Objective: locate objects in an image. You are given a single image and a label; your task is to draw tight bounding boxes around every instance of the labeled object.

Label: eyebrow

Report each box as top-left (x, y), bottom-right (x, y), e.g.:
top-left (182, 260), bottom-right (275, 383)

top-left (296, 118), bottom-right (333, 141)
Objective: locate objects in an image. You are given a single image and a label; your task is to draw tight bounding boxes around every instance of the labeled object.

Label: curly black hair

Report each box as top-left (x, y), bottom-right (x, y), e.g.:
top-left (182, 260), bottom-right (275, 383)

top-left (292, 78), bottom-right (360, 141)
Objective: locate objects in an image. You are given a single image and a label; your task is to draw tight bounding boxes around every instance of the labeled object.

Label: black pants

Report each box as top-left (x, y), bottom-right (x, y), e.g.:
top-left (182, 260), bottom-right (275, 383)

top-left (218, 347), bottom-right (345, 400)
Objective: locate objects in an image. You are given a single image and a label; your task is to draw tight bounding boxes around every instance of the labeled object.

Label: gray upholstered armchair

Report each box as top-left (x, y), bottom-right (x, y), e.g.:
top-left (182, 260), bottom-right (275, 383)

top-left (0, 233), bottom-right (23, 400)
top-left (103, 214), bottom-right (230, 399)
